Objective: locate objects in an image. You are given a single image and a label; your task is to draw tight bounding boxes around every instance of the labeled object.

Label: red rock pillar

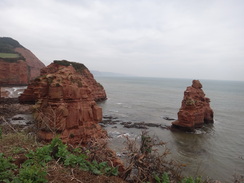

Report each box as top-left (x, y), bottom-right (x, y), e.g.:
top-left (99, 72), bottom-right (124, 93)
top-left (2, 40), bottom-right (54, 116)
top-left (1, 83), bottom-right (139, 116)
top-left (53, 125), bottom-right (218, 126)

top-left (172, 80), bottom-right (214, 130)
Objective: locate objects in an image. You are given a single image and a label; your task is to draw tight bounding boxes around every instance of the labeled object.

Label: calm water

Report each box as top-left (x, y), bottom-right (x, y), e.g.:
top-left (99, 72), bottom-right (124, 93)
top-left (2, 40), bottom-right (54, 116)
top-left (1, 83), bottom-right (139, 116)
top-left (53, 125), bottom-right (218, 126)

top-left (96, 76), bottom-right (244, 182)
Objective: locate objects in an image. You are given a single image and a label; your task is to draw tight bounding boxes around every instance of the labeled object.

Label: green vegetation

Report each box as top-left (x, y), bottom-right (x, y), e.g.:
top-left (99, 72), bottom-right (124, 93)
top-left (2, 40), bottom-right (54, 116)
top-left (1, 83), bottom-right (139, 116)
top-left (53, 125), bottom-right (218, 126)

top-left (0, 37), bottom-right (25, 62)
top-left (185, 98), bottom-right (196, 106)
top-left (0, 153), bottom-right (16, 182)
top-left (153, 173), bottom-right (203, 183)
top-left (181, 176), bottom-right (203, 183)
top-left (0, 136), bottom-right (118, 183)
top-left (122, 131), bottom-right (217, 183)
top-left (0, 53), bottom-right (20, 58)
top-left (0, 52), bottom-right (25, 62)
top-left (53, 60), bottom-right (87, 74)
top-left (0, 37), bottom-right (23, 51)
top-left (0, 125), bottom-right (243, 182)
top-left (154, 172), bottom-right (170, 183)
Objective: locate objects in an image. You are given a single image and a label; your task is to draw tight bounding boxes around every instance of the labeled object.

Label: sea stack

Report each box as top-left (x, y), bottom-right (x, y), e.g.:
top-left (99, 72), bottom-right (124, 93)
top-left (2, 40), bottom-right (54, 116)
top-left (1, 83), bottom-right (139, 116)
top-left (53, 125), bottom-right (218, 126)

top-left (172, 80), bottom-right (214, 130)
top-left (19, 60), bottom-right (107, 144)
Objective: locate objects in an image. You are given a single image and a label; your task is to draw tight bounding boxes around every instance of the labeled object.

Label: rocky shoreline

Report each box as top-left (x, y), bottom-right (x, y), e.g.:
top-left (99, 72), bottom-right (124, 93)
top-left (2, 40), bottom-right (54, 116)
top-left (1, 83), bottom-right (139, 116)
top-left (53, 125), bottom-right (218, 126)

top-left (101, 115), bottom-right (171, 130)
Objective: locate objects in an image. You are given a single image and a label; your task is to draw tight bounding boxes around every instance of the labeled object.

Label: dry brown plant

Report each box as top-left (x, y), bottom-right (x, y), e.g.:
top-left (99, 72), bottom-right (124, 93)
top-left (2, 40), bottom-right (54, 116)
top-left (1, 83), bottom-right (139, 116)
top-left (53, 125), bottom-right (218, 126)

top-left (83, 139), bottom-right (122, 168)
top-left (122, 130), bottom-right (183, 183)
top-left (34, 104), bottom-right (65, 135)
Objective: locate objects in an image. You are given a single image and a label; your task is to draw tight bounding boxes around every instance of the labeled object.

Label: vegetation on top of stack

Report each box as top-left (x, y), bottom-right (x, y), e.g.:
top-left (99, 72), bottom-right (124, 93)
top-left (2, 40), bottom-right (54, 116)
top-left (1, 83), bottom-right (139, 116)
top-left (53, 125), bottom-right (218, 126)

top-left (53, 60), bottom-right (88, 75)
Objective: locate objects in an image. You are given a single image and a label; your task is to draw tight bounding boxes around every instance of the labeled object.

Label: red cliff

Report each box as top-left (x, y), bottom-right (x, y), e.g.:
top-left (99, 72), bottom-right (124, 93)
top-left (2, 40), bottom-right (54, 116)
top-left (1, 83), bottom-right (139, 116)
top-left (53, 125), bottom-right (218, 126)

top-left (172, 80), bottom-right (214, 130)
top-left (0, 37), bottom-right (45, 86)
top-left (19, 60), bottom-right (107, 144)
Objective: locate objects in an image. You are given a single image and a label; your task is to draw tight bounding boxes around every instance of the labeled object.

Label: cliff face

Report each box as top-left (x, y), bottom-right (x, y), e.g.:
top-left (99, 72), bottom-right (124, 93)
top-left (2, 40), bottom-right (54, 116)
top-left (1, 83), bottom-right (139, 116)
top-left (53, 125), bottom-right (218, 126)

top-left (15, 47), bottom-right (45, 81)
top-left (0, 59), bottom-right (29, 85)
top-left (0, 37), bottom-right (45, 86)
top-left (19, 61), bottom-right (107, 144)
top-left (172, 80), bottom-right (214, 130)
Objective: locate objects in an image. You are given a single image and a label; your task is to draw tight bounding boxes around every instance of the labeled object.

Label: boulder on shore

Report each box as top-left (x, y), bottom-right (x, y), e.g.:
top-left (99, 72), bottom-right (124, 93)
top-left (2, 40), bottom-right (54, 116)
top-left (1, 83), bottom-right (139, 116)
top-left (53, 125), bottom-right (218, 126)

top-left (172, 80), bottom-right (214, 130)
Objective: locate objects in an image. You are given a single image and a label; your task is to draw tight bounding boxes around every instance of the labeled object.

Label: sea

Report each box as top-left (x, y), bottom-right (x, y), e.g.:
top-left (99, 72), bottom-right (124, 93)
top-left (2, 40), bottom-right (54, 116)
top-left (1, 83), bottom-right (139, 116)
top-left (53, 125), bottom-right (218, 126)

top-left (95, 76), bottom-right (244, 183)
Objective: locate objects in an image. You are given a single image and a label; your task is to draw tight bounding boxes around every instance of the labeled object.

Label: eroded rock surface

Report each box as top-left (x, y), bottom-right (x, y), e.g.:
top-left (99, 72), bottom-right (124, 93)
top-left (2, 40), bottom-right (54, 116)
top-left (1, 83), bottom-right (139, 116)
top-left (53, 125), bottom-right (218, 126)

top-left (19, 60), bottom-right (106, 103)
top-left (0, 37), bottom-right (45, 86)
top-left (172, 80), bottom-right (214, 130)
top-left (19, 60), bottom-right (107, 144)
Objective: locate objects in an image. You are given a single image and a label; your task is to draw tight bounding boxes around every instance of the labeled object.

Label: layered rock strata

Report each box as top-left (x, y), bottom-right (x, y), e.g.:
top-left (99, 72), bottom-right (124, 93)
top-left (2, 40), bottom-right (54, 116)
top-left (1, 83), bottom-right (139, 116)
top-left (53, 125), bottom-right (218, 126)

top-left (19, 61), bottom-right (107, 144)
top-left (0, 37), bottom-right (45, 86)
top-left (172, 80), bottom-right (214, 130)
top-left (19, 60), bottom-right (106, 103)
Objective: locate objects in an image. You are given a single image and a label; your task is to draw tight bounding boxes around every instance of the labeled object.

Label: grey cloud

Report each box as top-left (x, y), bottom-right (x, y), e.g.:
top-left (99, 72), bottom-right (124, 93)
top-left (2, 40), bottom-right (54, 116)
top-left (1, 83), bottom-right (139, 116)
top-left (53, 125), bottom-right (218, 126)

top-left (0, 0), bottom-right (244, 81)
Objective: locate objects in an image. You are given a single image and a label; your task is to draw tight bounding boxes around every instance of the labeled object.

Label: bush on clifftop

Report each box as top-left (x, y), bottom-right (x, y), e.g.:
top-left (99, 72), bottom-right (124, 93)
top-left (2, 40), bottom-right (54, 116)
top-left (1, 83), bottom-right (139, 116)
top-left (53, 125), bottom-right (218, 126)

top-left (53, 60), bottom-right (87, 74)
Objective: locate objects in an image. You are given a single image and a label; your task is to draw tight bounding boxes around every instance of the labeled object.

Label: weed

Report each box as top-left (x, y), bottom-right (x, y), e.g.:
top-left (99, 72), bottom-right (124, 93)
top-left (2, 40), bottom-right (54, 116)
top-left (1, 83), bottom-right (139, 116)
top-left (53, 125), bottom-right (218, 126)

top-left (24, 137), bottom-right (118, 176)
top-left (154, 172), bottom-right (170, 183)
top-left (24, 145), bottom-right (53, 166)
top-left (181, 176), bottom-right (202, 183)
top-left (0, 153), bottom-right (17, 182)
top-left (185, 98), bottom-right (196, 106)
top-left (72, 147), bottom-right (82, 154)
top-left (87, 160), bottom-right (118, 176)
top-left (11, 146), bottom-right (26, 154)
top-left (13, 164), bottom-right (48, 183)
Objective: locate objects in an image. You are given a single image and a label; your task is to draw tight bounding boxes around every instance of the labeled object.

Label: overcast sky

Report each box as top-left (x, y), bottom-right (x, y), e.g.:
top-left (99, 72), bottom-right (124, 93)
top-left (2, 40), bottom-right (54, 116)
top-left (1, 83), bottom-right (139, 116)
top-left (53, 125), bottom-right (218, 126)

top-left (1, 0), bottom-right (244, 81)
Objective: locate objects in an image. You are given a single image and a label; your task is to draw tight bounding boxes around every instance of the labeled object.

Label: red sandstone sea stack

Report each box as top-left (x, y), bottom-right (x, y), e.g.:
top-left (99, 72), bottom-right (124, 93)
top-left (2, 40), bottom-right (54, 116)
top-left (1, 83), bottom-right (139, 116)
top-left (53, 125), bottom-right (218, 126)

top-left (172, 80), bottom-right (214, 130)
top-left (19, 60), bottom-right (107, 144)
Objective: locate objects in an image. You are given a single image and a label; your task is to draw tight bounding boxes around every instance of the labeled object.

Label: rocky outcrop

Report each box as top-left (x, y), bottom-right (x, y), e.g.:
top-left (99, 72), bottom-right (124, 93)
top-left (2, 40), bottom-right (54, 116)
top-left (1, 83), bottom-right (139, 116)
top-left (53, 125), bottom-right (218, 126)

top-left (172, 80), bottom-right (214, 130)
top-left (19, 60), bottom-right (107, 144)
top-left (0, 37), bottom-right (45, 86)
top-left (19, 60), bottom-right (106, 103)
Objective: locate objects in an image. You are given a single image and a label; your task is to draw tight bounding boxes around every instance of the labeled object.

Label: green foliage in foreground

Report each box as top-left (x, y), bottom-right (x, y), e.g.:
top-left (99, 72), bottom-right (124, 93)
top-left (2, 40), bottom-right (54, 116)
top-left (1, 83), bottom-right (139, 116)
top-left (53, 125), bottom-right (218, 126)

top-left (0, 153), bottom-right (17, 182)
top-left (153, 172), bottom-right (203, 183)
top-left (0, 137), bottom-right (118, 183)
top-left (12, 165), bottom-right (48, 183)
top-left (154, 172), bottom-right (170, 183)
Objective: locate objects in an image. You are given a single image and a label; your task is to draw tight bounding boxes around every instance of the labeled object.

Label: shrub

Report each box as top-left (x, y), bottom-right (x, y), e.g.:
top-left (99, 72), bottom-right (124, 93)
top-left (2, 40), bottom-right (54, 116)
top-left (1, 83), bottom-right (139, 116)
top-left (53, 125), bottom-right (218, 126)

top-left (53, 60), bottom-right (87, 74)
top-left (122, 131), bottom-right (183, 182)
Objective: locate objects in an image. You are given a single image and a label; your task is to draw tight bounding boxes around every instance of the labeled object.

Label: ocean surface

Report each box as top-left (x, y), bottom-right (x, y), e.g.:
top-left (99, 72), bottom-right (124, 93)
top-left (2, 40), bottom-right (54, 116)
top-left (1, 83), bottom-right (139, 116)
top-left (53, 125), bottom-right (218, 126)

top-left (95, 76), bottom-right (244, 182)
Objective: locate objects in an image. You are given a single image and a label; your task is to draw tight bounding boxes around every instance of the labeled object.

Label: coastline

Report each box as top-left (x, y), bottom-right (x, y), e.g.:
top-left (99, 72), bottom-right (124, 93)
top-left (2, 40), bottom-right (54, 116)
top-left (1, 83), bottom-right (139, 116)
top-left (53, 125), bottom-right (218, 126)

top-left (1, 77), bottom-right (244, 182)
